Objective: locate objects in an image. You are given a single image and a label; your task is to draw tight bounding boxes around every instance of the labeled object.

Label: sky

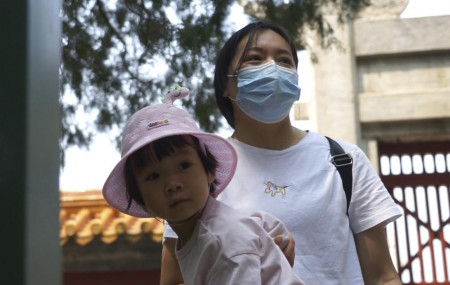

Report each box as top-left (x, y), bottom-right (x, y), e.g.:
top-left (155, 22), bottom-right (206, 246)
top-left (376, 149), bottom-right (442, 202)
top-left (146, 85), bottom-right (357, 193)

top-left (59, 0), bottom-right (450, 191)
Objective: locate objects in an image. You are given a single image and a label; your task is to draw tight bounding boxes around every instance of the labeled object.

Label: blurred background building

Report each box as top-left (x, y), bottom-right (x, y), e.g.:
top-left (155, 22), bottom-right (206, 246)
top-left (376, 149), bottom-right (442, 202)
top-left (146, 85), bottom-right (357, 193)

top-left (293, 0), bottom-right (450, 283)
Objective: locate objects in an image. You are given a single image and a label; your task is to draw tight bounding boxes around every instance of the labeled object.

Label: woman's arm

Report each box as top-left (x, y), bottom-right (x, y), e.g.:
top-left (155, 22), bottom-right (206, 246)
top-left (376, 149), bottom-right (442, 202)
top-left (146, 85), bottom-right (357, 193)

top-left (354, 223), bottom-right (402, 285)
top-left (160, 238), bottom-right (184, 285)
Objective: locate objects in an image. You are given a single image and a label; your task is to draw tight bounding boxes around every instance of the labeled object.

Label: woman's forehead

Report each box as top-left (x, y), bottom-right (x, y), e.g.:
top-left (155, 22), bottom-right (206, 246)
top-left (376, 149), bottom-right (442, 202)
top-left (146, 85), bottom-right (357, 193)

top-left (236, 30), bottom-right (290, 56)
top-left (231, 29), bottom-right (292, 65)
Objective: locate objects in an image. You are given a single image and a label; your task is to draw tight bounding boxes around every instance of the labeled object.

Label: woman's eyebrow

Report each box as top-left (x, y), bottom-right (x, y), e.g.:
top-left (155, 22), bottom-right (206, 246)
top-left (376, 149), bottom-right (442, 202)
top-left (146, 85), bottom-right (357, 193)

top-left (275, 48), bottom-right (293, 57)
top-left (247, 46), bottom-right (292, 56)
top-left (247, 46), bottom-right (264, 53)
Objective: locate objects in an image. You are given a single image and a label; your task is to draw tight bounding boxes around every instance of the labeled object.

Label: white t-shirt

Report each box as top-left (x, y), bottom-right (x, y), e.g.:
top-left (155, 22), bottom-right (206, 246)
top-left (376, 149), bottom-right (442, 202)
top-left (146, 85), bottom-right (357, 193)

top-left (165, 131), bottom-right (401, 284)
top-left (175, 196), bottom-right (304, 285)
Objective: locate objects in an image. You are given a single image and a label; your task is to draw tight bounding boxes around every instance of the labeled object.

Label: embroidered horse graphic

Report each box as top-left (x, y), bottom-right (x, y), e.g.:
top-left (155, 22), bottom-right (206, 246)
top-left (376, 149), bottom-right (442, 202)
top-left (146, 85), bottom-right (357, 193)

top-left (264, 181), bottom-right (289, 197)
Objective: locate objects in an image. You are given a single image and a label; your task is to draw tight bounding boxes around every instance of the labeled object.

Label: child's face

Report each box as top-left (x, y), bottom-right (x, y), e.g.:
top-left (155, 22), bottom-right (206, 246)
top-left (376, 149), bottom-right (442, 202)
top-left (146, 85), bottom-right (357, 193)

top-left (132, 141), bottom-right (215, 223)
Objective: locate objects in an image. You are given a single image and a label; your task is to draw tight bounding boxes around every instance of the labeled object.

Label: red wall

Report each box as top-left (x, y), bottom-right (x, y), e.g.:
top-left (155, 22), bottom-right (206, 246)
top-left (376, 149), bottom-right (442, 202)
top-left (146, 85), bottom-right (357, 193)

top-left (64, 269), bottom-right (161, 285)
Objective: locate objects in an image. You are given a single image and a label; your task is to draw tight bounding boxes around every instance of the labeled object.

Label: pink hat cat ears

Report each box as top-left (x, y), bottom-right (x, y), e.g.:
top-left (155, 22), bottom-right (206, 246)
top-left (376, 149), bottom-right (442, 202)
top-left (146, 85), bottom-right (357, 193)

top-left (102, 85), bottom-right (238, 217)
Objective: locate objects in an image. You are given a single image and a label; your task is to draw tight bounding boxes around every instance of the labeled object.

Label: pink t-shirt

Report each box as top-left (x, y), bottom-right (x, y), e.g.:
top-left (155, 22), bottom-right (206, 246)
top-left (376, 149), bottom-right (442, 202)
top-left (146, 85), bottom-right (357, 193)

top-left (175, 196), bottom-right (303, 285)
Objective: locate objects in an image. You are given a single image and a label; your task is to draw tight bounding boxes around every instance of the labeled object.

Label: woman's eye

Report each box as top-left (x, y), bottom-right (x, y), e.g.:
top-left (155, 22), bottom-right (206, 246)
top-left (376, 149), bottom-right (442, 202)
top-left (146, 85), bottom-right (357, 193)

top-left (244, 55), bottom-right (262, 62)
top-left (277, 57), bottom-right (294, 66)
top-left (179, 162), bottom-right (192, 170)
top-left (146, 173), bottom-right (159, 181)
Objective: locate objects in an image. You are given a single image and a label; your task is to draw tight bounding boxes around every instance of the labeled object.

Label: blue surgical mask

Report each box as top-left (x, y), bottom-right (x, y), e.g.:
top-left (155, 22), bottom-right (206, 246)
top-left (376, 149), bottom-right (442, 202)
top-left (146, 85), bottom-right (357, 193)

top-left (229, 60), bottom-right (301, 124)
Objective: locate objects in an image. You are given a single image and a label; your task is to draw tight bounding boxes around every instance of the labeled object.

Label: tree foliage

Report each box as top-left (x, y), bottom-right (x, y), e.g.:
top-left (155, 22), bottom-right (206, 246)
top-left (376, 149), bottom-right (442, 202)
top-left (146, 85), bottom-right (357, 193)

top-left (60, 0), bottom-right (369, 161)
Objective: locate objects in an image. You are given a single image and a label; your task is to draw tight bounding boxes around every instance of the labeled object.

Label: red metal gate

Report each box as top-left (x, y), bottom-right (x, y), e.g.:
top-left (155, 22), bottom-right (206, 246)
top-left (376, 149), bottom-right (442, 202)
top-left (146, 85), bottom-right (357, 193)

top-left (378, 140), bottom-right (450, 284)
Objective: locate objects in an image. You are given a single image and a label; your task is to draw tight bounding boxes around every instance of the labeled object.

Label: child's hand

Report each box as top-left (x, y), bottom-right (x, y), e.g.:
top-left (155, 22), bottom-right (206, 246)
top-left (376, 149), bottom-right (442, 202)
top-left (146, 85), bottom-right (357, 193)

top-left (273, 233), bottom-right (295, 267)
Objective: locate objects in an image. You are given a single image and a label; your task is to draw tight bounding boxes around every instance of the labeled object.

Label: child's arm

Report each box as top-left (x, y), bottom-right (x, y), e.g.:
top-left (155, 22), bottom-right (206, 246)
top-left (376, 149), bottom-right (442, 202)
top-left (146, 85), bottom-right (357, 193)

top-left (251, 211), bottom-right (290, 247)
top-left (206, 254), bottom-right (262, 284)
top-left (251, 211), bottom-right (295, 266)
top-left (160, 238), bottom-right (184, 285)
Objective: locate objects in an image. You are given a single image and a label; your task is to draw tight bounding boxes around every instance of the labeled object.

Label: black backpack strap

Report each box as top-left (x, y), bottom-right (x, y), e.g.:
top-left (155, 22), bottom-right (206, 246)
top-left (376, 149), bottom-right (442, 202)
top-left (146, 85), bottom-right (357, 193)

top-left (325, 136), bottom-right (353, 215)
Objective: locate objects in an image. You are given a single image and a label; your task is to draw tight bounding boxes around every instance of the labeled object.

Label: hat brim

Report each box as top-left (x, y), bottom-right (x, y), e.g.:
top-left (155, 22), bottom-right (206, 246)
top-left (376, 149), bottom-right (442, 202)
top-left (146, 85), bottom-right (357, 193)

top-left (102, 130), bottom-right (237, 218)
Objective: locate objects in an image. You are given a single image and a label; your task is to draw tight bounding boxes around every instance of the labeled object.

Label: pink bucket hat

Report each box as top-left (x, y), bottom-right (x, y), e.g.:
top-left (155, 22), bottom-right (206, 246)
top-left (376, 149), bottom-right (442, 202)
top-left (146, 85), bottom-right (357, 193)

top-left (102, 86), bottom-right (237, 217)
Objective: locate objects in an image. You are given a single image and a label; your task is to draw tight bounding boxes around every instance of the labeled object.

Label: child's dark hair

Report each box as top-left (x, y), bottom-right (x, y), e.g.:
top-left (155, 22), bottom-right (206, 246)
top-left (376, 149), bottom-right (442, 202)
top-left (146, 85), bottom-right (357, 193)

top-left (124, 135), bottom-right (218, 210)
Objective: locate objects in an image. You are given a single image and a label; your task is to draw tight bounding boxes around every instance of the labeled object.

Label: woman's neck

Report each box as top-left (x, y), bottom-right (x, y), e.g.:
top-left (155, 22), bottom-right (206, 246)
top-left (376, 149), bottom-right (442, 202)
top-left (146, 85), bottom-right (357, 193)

top-left (232, 117), bottom-right (306, 150)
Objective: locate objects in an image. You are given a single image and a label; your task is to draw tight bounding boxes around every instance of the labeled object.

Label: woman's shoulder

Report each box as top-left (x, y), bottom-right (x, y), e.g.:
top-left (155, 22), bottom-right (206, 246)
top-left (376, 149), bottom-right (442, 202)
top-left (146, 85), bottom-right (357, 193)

top-left (306, 131), bottom-right (362, 154)
top-left (331, 137), bottom-right (366, 159)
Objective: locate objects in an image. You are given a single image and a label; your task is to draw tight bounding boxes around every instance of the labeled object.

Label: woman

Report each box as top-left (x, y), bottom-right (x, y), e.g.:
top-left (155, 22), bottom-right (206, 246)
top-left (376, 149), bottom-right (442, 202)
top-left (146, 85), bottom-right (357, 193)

top-left (161, 21), bottom-right (402, 285)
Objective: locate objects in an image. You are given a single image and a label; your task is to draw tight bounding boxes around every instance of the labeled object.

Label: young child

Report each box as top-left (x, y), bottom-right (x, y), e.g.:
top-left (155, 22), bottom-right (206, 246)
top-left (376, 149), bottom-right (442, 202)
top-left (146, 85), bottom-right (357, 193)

top-left (103, 86), bottom-right (304, 285)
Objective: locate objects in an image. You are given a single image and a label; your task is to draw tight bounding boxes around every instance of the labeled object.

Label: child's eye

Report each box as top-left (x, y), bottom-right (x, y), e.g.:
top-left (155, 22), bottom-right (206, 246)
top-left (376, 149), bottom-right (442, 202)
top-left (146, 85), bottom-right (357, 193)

top-left (146, 173), bottom-right (159, 181)
top-left (179, 162), bottom-right (192, 170)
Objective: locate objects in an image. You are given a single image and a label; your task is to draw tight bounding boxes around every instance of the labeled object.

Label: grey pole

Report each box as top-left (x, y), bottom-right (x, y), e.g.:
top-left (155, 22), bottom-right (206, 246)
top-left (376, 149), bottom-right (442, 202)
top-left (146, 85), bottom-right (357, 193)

top-left (0, 0), bottom-right (62, 284)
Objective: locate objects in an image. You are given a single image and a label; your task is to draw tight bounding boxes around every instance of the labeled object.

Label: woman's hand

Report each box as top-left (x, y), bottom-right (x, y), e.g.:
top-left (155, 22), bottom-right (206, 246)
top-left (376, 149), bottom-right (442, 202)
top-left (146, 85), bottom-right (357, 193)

top-left (273, 233), bottom-right (295, 267)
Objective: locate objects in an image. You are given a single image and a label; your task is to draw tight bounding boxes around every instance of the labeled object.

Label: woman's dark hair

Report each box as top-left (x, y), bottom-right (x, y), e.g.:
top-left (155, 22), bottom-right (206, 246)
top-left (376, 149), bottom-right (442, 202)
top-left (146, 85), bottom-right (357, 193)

top-left (214, 21), bottom-right (299, 128)
top-left (124, 135), bottom-right (218, 210)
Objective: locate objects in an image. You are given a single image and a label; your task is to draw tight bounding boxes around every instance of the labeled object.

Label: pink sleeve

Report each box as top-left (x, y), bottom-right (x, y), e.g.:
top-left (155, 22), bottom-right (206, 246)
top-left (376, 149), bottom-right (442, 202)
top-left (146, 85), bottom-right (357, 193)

top-left (206, 254), bottom-right (262, 284)
top-left (250, 210), bottom-right (290, 249)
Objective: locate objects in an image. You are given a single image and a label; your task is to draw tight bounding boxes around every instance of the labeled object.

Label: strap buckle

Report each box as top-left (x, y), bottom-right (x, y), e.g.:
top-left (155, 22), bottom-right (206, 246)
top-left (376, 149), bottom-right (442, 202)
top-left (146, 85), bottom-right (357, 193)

top-left (331, 153), bottom-right (353, 167)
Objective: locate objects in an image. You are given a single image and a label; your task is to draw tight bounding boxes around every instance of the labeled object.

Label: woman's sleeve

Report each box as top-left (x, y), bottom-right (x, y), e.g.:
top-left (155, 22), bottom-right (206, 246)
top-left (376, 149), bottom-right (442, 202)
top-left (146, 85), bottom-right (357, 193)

top-left (348, 145), bottom-right (402, 234)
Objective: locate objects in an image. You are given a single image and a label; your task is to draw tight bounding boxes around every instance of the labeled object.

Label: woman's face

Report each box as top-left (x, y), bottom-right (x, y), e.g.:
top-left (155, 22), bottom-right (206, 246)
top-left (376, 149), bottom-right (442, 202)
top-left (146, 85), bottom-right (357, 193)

top-left (224, 29), bottom-right (297, 100)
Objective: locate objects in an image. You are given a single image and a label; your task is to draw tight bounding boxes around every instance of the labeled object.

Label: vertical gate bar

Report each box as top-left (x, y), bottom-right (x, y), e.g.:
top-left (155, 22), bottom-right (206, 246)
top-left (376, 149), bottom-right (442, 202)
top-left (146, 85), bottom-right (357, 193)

top-left (413, 186), bottom-right (426, 282)
top-left (437, 186), bottom-right (449, 282)
top-left (394, 216), bottom-right (403, 277)
top-left (446, 155), bottom-right (450, 283)
top-left (440, 230), bottom-right (449, 282)
top-left (404, 187), bottom-right (414, 282)
top-left (433, 153), bottom-right (448, 283)
top-left (425, 186), bottom-right (438, 283)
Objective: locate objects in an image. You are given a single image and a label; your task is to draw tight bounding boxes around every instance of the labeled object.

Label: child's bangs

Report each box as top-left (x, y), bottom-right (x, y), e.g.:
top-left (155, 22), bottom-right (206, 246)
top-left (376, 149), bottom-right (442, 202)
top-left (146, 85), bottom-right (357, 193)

top-left (131, 135), bottom-right (194, 168)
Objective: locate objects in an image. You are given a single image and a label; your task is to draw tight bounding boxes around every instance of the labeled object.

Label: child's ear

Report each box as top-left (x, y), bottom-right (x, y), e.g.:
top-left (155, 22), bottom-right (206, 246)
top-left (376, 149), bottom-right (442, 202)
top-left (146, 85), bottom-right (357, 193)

top-left (208, 169), bottom-right (216, 185)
